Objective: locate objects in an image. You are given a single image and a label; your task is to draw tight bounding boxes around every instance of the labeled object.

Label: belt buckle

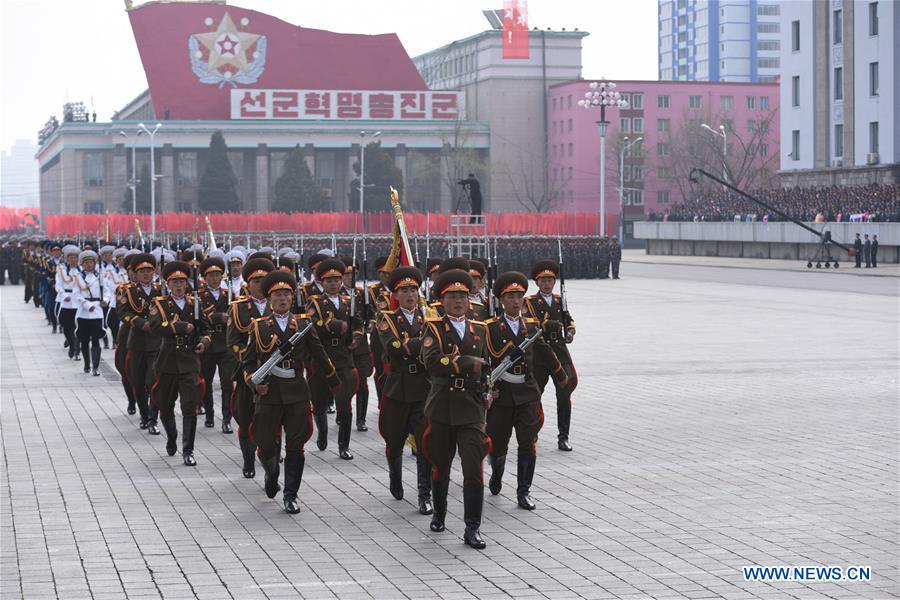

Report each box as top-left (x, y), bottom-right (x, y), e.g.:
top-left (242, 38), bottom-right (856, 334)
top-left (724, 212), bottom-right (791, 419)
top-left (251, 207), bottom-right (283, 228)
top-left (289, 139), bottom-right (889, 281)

top-left (175, 336), bottom-right (186, 347)
top-left (549, 331), bottom-right (559, 341)
top-left (512, 364), bottom-right (524, 375)
top-left (451, 377), bottom-right (466, 390)
top-left (408, 363), bottom-right (418, 374)
top-left (330, 338), bottom-right (340, 347)
top-left (279, 360), bottom-right (293, 370)
top-left (215, 324), bottom-right (225, 333)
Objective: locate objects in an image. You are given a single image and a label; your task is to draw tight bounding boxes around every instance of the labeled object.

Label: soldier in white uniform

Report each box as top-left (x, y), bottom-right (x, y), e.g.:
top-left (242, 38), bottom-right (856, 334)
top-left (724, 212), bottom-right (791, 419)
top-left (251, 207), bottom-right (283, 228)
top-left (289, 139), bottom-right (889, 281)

top-left (56, 245), bottom-right (82, 360)
top-left (73, 250), bottom-right (112, 376)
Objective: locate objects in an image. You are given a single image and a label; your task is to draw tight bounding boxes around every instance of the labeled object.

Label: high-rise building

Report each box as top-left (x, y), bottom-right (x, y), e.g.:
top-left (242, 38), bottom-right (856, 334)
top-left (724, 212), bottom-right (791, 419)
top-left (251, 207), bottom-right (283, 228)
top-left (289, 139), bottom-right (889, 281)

top-left (659, 0), bottom-right (782, 82)
top-left (779, 0), bottom-right (899, 185)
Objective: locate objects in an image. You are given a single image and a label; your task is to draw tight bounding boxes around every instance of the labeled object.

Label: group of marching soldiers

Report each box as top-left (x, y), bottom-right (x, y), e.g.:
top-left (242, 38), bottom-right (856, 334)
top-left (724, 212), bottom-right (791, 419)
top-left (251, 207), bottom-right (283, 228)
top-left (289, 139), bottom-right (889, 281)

top-left (17, 237), bottom-right (580, 550)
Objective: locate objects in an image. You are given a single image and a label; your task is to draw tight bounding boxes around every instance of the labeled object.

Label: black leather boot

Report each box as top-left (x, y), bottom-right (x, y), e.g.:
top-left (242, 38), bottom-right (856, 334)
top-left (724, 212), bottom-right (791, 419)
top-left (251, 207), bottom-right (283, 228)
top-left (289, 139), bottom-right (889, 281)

top-left (282, 454), bottom-right (304, 514)
top-left (125, 384), bottom-right (136, 415)
top-left (337, 414), bottom-right (353, 460)
top-left (516, 452), bottom-right (537, 510)
top-left (137, 394), bottom-right (149, 429)
top-left (462, 483), bottom-right (486, 549)
top-left (489, 454), bottom-right (506, 496)
top-left (558, 401), bottom-right (573, 451)
top-left (239, 437), bottom-right (256, 478)
top-left (430, 479), bottom-right (449, 532)
top-left (356, 390), bottom-right (368, 431)
top-left (161, 416), bottom-right (178, 456)
top-left (416, 455), bottom-right (433, 515)
top-left (182, 415), bottom-right (197, 466)
top-left (387, 455), bottom-right (403, 500)
top-left (262, 455), bottom-right (280, 499)
top-left (314, 414), bottom-right (328, 451)
top-left (90, 345), bottom-right (101, 374)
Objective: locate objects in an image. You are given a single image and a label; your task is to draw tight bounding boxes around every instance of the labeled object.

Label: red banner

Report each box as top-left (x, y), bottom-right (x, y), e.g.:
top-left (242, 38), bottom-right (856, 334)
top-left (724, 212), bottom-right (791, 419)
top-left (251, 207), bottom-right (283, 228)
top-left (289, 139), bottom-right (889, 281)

top-left (0, 208), bottom-right (39, 231)
top-left (503, 0), bottom-right (529, 59)
top-left (43, 212), bottom-right (616, 238)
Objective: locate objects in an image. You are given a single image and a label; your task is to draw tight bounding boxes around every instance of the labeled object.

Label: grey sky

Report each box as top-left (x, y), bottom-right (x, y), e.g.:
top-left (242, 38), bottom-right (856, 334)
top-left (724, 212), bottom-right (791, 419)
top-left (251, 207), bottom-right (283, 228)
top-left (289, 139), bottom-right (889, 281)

top-left (0, 0), bottom-right (657, 153)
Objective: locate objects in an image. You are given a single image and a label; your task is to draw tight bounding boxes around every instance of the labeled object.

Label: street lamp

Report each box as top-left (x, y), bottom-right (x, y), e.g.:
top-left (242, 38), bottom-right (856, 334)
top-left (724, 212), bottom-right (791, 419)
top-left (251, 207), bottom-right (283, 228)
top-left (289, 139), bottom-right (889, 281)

top-left (138, 122), bottom-right (162, 239)
top-left (359, 130), bottom-right (381, 214)
top-left (701, 123), bottom-right (728, 183)
top-left (119, 129), bottom-right (143, 215)
top-left (618, 136), bottom-right (643, 244)
top-left (578, 78), bottom-right (628, 237)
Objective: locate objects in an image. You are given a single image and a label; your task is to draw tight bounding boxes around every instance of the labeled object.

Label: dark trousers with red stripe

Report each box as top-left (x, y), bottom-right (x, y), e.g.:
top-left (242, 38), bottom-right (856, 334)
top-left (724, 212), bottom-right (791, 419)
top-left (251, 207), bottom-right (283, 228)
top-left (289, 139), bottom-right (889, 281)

top-left (252, 401), bottom-right (312, 462)
top-left (379, 397), bottom-right (426, 459)
top-left (152, 371), bottom-right (202, 418)
top-left (485, 401), bottom-right (543, 459)
top-left (232, 380), bottom-right (255, 439)
top-left (423, 420), bottom-right (488, 486)
top-left (128, 348), bottom-right (159, 425)
top-left (201, 350), bottom-right (236, 423)
top-left (534, 362), bottom-right (577, 441)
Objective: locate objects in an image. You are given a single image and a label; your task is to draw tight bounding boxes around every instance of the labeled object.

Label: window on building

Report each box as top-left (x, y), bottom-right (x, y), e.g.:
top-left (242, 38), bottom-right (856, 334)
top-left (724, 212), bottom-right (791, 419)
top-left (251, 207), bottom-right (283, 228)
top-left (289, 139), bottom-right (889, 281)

top-left (657, 166), bottom-right (671, 180)
top-left (760, 96), bottom-right (769, 110)
top-left (567, 166), bottom-right (573, 180)
top-left (632, 118), bottom-right (644, 133)
top-left (657, 118), bottom-right (671, 133)
top-left (722, 118), bottom-right (734, 133)
top-left (689, 95), bottom-right (702, 108)
top-left (747, 120), bottom-right (757, 133)
top-left (678, 65), bottom-right (688, 77)
top-left (760, 143), bottom-right (769, 157)
top-left (84, 202), bottom-right (105, 214)
top-left (678, 31), bottom-right (688, 43)
top-left (568, 118), bottom-right (573, 132)
top-left (758, 4), bottom-right (779, 16)
top-left (791, 130), bottom-right (800, 160)
top-left (657, 95), bottom-right (670, 109)
top-left (869, 2), bottom-right (879, 36)
top-left (567, 95), bottom-right (572, 109)
top-left (632, 191), bottom-right (644, 206)
top-left (720, 96), bottom-right (733, 110)
top-left (869, 122), bottom-right (879, 154)
top-left (834, 67), bottom-right (843, 100)
top-left (83, 152), bottom-right (104, 187)
top-left (552, 167), bottom-right (558, 181)
top-left (678, 48), bottom-right (688, 60)
top-left (791, 20), bottom-right (800, 51)
top-left (833, 10), bottom-right (842, 44)
top-left (620, 118), bottom-right (630, 133)
top-left (657, 142), bottom-right (670, 156)
top-left (758, 39), bottom-right (780, 51)
top-left (677, 0), bottom-right (687, 10)
top-left (568, 143), bottom-right (574, 157)
top-left (633, 166), bottom-right (644, 181)
top-left (834, 124), bottom-right (844, 157)
top-left (552, 145), bottom-right (557, 159)
top-left (552, 97), bottom-right (557, 111)
top-left (631, 94), bottom-right (643, 109)
top-left (758, 22), bottom-right (780, 34)
top-left (758, 57), bottom-right (780, 69)
top-left (747, 96), bottom-right (756, 110)
top-left (870, 62), bottom-right (879, 95)
top-left (623, 165), bottom-right (632, 181)
top-left (677, 14), bottom-right (687, 26)
top-left (176, 152), bottom-right (197, 186)
top-left (619, 93), bottom-right (631, 107)
top-left (657, 190), bottom-right (670, 204)
top-left (792, 76), bottom-right (800, 107)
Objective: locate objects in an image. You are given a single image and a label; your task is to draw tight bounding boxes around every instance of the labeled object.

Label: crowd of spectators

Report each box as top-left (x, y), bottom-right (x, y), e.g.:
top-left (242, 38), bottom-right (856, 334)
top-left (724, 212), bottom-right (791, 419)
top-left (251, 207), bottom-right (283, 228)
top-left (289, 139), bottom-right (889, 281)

top-left (649, 183), bottom-right (900, 223)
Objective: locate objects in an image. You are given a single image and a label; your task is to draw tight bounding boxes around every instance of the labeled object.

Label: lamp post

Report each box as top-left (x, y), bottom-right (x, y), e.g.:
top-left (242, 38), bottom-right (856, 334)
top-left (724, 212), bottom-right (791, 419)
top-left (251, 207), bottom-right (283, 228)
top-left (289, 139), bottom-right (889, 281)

top-left (618, 136), bottom-right (643, 244)
top-left (578, 79), bottom-right (628, 237)
top-left (701, 123), bottom-right (728, 184)
top-left (359, 130), bottom-right (381, 214)
top-left (119, 129), bottom-right (143, 215)
top-left (138, 122), bottom-right (162, 239)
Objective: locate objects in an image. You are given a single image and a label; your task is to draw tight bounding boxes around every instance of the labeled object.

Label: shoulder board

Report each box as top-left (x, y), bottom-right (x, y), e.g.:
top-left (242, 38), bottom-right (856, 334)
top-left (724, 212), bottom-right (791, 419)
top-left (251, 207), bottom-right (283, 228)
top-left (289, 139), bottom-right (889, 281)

top-left (425, 315), bottom-right (443, 323)
top-left (294, 313), bottom-right (311, 321)
top-left (553, 293), bottom-right (561, 298)
top-left (429, 301), bottom-right (442, 308)
top-left (469, 320), bottom-right (486, 327)
top-left (231, 296), bottom-right (249, 304)
top-left (525, 317), bottom-right (539, 324)
top-left (485, 317), bottom-right (498, 324)
top-left (470, 299), bottom-right (484, 306)
top-left (381, 309), bottom-right (396, 316)
top-left (252, 316), bottom-right (269, 324)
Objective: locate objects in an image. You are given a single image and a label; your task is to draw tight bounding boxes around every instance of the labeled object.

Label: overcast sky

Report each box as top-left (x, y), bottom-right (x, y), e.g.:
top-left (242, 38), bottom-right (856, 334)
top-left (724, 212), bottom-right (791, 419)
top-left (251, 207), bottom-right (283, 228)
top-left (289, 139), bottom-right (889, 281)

top-left (0, 0), bottom-right (658, 154)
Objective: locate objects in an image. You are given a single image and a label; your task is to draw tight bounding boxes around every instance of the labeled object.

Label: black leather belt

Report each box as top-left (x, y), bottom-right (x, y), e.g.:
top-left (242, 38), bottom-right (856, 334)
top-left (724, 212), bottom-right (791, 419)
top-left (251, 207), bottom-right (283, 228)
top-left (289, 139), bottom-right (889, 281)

top-left (329, 338), bottom-right (340, 347)
top-left (407, 363), bottom-right (420, 374)
top-left (432, 375), bottom-right (476, 391)
top-left (510, 364), bottom-right (525, 376)
top-left (174, 336), bottom-right (189, 348)
top-left (63, 288), bottom-right (72, 292)
top-left (214, 324), bottom-right (225, 333)
top-left (277, 359), bottom-right (294, 369)
top-left (549, 331), bottom-right (559, 341)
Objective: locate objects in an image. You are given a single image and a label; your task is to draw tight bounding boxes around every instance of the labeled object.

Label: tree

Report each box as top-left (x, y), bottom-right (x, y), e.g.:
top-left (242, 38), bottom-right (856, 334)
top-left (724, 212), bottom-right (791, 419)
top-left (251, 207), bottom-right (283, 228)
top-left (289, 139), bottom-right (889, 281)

top-left (439, 120), bottom-right (488, 210)
top-left (198, 131), bottom-right (240, 212)
top-left (272, 145), bottom-right (328, 213)
top-left (348, 142), bottom-right (403, 212)
top-left (123, 164), bottom-right (152, 214)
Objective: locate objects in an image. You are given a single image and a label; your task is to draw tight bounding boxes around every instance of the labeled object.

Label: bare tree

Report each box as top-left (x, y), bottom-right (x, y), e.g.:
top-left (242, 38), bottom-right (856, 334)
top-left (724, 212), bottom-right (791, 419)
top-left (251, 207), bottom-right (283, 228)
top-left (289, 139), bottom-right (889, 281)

top-left (438, 119), bottom-right (488, 209)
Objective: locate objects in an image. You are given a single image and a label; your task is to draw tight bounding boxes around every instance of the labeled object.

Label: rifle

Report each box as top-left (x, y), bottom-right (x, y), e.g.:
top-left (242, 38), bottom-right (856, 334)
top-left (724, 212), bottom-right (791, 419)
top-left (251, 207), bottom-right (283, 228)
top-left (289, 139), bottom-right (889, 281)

top-left (158, 246), bottom-right (168, 295)
top-left (425, 218), bottom-right (431, 302)
top-left (298, 235), bottom-right (306, 283)
top-left (192, 259), bottom-right (200, 320)
top-left (492, 237), bottom-right (500, 315)
top-left (349, 237), bottom-right (358, 318)
top-left (361, 235), bottom-right (370, 327)
top-left (205, 216), bottom-right (218, 252)
top-left (557, 239), bottom-right (573, 336)
top-left (250, 321), bottom-right (315, 385)
top-left (485, 329), bottom-right (543, 407)
top-left (486, 237), bottom-right (495, 317)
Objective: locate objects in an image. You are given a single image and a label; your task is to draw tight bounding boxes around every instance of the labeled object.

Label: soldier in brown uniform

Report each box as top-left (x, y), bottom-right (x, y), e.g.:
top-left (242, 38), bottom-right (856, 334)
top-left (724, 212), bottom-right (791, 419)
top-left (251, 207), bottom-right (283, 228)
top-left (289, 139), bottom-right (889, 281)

top-left (306, 258), bottom-right (363, 459)
top-left (424, 258), bottom-right (441, 303)
top-left (428, 258), bottom-right (485, 321)
top-left (227, 257), bottom-right (275, 478)
top-left (241, 270), bottom-right (340, 513)
top-left (121, 253), bottom-right (163, 434)
top-left (148, 261), bottom-right (212, 466)
top-left (376, 266), bottom-right (433, 515)
top-left (466, 259), bottom-right (490, 321)
top-left (485, 272), bottom-right (566, 510)
top-left (297, 253), bottom-right (328, 306)
top-left (342, 257), bottom-right (374, 432)
top-left (368, 255), bottom-right (392, 403)
top-left (198, 257), bottom-right (236, 432)
top-left (420, 269), bottom-right (490, 549)
top-left (524, 260), bottom-right (579, 452)
top-left (114, 254), bottom-right (138, 415)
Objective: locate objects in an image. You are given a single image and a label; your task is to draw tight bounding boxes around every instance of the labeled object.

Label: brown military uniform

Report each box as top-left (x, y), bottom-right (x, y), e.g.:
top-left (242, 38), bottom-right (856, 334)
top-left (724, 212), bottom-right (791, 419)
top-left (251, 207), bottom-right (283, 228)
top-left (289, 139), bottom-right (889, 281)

top-left (367, 281), bottom-right (391, 399)
top-left (226, 296), bottom-right (271, 439)
top-left (121, 282), bottom-right (163, 428)
top-left (114, 281), bottom-right (136, 413)
top-left (199, 285), bottom-right (237, 428)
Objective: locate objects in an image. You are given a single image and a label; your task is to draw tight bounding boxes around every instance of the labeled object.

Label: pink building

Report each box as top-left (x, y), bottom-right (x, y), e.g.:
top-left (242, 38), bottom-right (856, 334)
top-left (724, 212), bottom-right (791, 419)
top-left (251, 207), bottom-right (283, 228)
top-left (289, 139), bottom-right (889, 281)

top-left (548, 80), bottom-right (780, 233)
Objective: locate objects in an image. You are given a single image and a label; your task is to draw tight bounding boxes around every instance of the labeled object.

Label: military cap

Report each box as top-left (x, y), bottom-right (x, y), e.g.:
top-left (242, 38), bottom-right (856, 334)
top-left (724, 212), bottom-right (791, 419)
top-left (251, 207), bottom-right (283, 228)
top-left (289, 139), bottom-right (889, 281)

top-left (180, 249), bottom-right (203, 265)
top-left (468, 259), bottom-right (486, 278)
top-left (438, 257), bottom-right (470, 274)
top-left (79, 250), bottom-right (98, 264)
top-left (162, 260), bottom-right (191, 281)
top-left (207, 248), bottom-right (225, 259)
top-left (308, 252), bottom-right (329, 271)
top-left (200, 257), bottom-right (226, 276)
top-left (63, 244), bottom-right (80, 257)
top-left (434, 269), bottom-right (473, 297)
top-left (494, 271), bottom-right (529, 297)
top-left (531, 259), bottom-right (559, 281)
top-left (276, 256), bottom-right (295, 272)
top-left (387, 266), bottom-right (423, 292)
top-left (276, 247), bottom-right (294, 258)
top-left (99, 245), bottom-right (115, 255)
top-left (230, 245), bottom-right (247, 255)
top-left (316, 258), bottom-right (346, 280)
top-left (226, 250), bottom-right (246, 264)
top-left (340, 256), bottom-right (356, 272)
top-left (426, 257), bottom-right (442, 275)
top-left (113, 247), bottom-right (128, 259)
top-left (242, 257), bottom-right (275, 282)
top-left (374, 255), bottom-right (390, 272)
top-left (257, 245), bottom-right (275, 257)
top-left (247, 251), bottom-right (272, 262)
top-left (261, 270), bottom-right (297, 297)
top-left (131, 252), bottom-right (156, 271)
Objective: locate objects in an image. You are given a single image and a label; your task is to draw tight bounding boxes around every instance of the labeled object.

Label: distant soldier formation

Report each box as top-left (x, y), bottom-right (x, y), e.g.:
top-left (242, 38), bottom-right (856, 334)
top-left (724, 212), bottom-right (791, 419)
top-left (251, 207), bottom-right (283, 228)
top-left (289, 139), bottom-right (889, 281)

top-left (0, 226), bottom-right (617, 550)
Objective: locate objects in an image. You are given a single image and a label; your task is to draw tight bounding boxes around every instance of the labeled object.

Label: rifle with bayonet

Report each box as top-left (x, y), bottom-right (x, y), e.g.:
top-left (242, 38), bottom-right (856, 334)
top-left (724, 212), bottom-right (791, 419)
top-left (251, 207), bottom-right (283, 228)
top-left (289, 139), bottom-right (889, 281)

top-left (557, 238), bottom-right (573, 337)
top-left (484, 329), bottom-right (543, 408)
top-left (250, 321), bottom-right (315, 385)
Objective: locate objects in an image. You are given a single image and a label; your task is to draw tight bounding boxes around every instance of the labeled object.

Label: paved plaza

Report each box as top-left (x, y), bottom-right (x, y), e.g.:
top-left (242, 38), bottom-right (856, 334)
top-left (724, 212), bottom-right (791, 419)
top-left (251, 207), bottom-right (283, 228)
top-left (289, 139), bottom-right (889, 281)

top-left (1, 257), bottom-right (898, 600)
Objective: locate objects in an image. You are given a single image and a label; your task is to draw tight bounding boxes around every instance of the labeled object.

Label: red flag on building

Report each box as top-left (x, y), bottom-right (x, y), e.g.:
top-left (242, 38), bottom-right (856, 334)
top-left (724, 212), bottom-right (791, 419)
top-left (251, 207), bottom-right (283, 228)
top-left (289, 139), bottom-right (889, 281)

top-left (502, 0), bottom-right (529, 59)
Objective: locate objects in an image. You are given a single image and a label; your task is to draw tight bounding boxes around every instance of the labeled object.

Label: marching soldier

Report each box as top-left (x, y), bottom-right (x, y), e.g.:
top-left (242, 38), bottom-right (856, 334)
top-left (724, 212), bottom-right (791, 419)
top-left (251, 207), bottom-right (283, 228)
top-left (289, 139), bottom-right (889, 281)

top-left (73, 250), bottom-right (110, 376)
top-left (121, 253), bottom-right (163, 434)
top-left (298, 253), bottom-right (328, 306)
top-left (342, 257), bottom-right (373, 432)
top-left (420, 268), bottom-right (490, 549)
top-left (424, 258), bottom-right (441, 302)
top-left (376, 266), bottom-right (433, 514)
top-left (115, 253), bottom-right (139, 414)
top-left (466, 260), bottom-right (490, 320)
top-left (368, 256), bottom-right (392, 400)
top-left (148, 260), bottom-right (211, 466)
top-left (307, 258), bottom-right (363, 459)
top-left (57, 245), bottom-right (81, 360)
top-left (524, 260), bottom-right (579, 451)
top-left (226, 257), bottom-right (276, 478)
top-left (43, 243), bottom-right (61, 333)
top-left (484, 272), bottom-right (566, 510)
top-left (225, 250), bottom-right (245, 298)
top-left (241, 270), bottom-right (340, 513)
top-left (199, 257), bottom-right (236, 432)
